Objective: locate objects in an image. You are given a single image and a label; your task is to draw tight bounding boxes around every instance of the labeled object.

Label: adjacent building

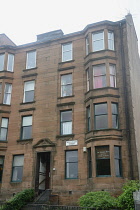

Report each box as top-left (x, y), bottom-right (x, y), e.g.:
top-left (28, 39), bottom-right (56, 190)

top-left (0, 14), bottom-right (140, 205)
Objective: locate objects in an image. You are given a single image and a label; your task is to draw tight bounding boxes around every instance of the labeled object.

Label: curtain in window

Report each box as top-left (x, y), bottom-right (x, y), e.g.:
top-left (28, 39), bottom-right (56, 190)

top-left (62, 122), bottom-right (72, 135)
top-left (3, 84), bottom-right (12, 105)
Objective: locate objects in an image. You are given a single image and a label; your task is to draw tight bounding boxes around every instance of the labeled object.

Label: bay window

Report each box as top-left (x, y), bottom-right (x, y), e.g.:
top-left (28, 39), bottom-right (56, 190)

top-left (92, 31), bottom-right (104, 52)
top-left (93, 64), bottom-right (106, 88)
top-left (94, 103), bottom-right (108, 130)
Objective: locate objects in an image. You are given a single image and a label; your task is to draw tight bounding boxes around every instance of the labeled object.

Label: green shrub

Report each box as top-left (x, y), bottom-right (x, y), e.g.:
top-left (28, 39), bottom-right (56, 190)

top-left (78, 191), bottom-right (117, 210)
top-left (2, 188), bottom-right (35, 210)
top-left (117, 180), bottom-right (140, 210)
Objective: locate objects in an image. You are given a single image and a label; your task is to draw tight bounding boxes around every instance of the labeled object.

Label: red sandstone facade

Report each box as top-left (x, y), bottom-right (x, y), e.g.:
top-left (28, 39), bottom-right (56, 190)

top-left (0, 14), bottom-right (140, 205)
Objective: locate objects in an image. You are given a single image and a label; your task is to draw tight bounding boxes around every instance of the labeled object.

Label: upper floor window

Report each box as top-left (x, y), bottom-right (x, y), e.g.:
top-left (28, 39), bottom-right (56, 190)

top-left (87, 106), bottom-right (91, 132)
top-left (112, 103), bottom-right (118, 129)
top-left (96, 146), bottom-right (110, 177)
top-left (23, 80), bottom-right (35, 103)
top-left (0, 156), bottom-right (4, 182)
top-left (21, 116), bottom-right (32, 140)
top-left (93, 64), bottom-right (106, 89)
top-left (60, 110), bottom-right (72, 135)
top-left (86, 36), bottom-right (90, 55)
top-left (26, 50), bottom-right (36, 69)
top-left (94, 103), bottom-right (108, 130)
top-left (62, 43), bottom-right (72, 62)
top-left (86, 69), bottom-right (90, 91)
top-left (65, 150), bottom-right (78, 179)
top-left (109, 64), bottom-right (116, 87)
top-left (7, 54), bottom-right (14, 72)
top-left (92, 31), bottom-right (104, 52)
top-left (11, 155), bottom-right (24, 182)
top-left (108, 31), bottom-right (114, 50)
top-left (0, 118), bottom-right (9, 141)
top-left (0, 54), bottom-right (5, 71)
top-left (114, 146), bottom-right (122, 177)
top-left (61, 74), bottom-right (72, 97)
top-left (3, 83), bottom-right (12, 105)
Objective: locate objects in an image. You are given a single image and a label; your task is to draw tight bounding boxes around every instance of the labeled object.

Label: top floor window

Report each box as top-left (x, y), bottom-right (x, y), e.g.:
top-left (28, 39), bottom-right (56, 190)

top-left (86, 36), bottom-right (90, 55)
top-left (7, 54), bottom-right (14, 72)
top-left (0, 54), bottom-right (5, 71)
top-left (92, 31), bottom-right (104, 52)
top-left (62, 43), bottom-right (72, 62)
top-left (26, 50), bottom-right (36, 69)
top-left (108, 31), bottom-right (114, 50)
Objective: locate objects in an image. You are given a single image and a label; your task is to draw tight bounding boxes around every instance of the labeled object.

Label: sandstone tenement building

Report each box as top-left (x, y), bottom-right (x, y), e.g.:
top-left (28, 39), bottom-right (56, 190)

top-left (0, 14), bottom-right (140, 205)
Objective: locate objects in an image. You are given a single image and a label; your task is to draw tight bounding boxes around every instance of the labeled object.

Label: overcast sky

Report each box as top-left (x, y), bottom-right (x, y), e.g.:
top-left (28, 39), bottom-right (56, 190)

top-left (0, 0), bottom-right (140, 53)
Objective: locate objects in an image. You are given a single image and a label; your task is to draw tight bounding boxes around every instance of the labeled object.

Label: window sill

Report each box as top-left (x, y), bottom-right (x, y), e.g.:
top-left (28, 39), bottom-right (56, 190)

top-left (20, 101), bottom-right (36, 105)
top-left (93, 128), bottom-right (121, 132)
top-left (10, 181), bottom-right (22, 184)
top-left (58, 95), bottom-right (75, 99)
top-left (0, 104), bottom-right (11, 106)
top-left (0, 140), bottom-right (8, 143)
top-left (59, 60), bottom-right (75, 64)
top-left (56, 134), bottom-right (75, 139)
top-left (17, 138), bottom-right (33, 142)
top-left (23, 67), bottom-right (37, 72)
top-left (65, 178), bottom-right (78, 180)
top-left (0, 70), bottom-right (14, 73)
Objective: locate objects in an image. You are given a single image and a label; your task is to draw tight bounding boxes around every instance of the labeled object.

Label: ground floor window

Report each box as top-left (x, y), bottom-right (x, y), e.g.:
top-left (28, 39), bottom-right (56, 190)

top-left (65, 150), bottom-right (78, 179)
top-left (96, 146), bottom-right (110, 176)
top-left (114, 146), bottom-right (122, 177)
top-left (11, 155), bottom-right (24, 182)
top-left (87, 148), bottom-right (92, 178)
top-left (0, 156), bottom-right (4, 182)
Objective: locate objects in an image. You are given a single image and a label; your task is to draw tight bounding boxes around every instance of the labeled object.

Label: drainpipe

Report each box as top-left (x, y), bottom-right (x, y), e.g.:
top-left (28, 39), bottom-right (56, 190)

top-left (119, 21), bottom-right (133, 180)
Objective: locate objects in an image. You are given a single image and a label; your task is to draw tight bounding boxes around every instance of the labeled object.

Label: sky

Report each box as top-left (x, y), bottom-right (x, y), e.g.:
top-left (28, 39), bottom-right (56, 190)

top-left (0, 0), bottom-right (140, 53)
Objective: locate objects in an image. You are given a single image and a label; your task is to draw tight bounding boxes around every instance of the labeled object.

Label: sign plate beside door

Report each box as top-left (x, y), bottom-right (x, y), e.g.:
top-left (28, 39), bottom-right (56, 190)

top-left (66, 140), bottom-right (78, 146)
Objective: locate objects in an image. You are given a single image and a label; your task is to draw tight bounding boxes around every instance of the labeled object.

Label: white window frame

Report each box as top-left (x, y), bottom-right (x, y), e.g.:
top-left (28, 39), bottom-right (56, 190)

top-left (3, 83), bottom-right (12, 105)
top-left (26, 50), bottom-right (36, 69)
top-left (86, 36), bottom-right (89, 55)
top-left (92, 31), bottom-right (104, 52)
top-left (86, 69), bottom-right (90, 91)
top-left (11, 155), bottom-right (24, 182)
top-left (7, 54), bottom-right (14, 72)
top-left (21, 115), bottom-right (32, 140)
top-left (62, 43), bottom-right (72, 62)
top-left (60, 110), bottom-right (72, 135)
top-left (23, 80), bottom-right (35, 103)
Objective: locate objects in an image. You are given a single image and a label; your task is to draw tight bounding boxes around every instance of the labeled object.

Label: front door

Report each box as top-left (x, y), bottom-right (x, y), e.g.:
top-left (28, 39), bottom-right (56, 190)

top-left (35, 152), bottom-right (51, 192)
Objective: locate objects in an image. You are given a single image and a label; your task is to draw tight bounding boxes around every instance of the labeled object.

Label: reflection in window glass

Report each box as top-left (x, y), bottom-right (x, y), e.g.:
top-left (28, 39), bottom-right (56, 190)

top-left (21, 116), bottom-right (32, 140)
top-left (24, 80), bottom-right (35, 103)
top-left (65, 150), bottom-right (78, 179)
top-left (0, 118), bottom-right (9, 141)
top-left (26, 51), bottom-right (36, 69)
top-left (7, 54), bottom-right (14, 72)
top-left (110, 64), bottom-right (116, 87)
top-left (108, 31), bottom-right (114, 50)
top-left (3, 83), bottom-right (12, 105)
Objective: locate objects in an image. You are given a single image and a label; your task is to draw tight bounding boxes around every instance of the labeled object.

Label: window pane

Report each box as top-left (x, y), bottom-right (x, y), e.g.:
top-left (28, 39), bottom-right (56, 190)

top-left (95, 103), bottom-right (107, 115)
top-left (7, 54), bottom-right (14, 72)
top-left (94, 75), bottom-right (106, 88)
top-left (93, 65), bottom-right (106, 76)
top-left (25, 81), bottom-right (35, 91)
top-left (95, 115), bottom-right (108, 129)
top-left (61, 111), bottom-right (72, 122)
top-left (26, 51), bottom-right (36, 69)
top-left (108, 31), bottom-right (114, 50)
top-left (92, 32), bottom-right (104, 52)
top-left (22, 116), bottom-right (32, 126)
top-left (61, 122), bottom-right (72, 135)
top-left (1, 118), bottom-right (8, 128)
top-left (62, 85), bottom-right (72, 97)
top-left (61, 74), bottom-right (72, 85)
top-left (24, 90), bottom-right (34, 102)
top-left (63, 51), bottom-right (72, 62)
top-left (114, 146), bottom-right (122, 176)
top-left (13, 155), bottom-right (24, 166)
top-left (63, 43), bottom-right (72, 51)
top-left (0, 128), bottom-right (7, 141)
top-left (93, 32), bottom-right (104, 40)
top-left (66, 151), bottom-right (78, 162)
top-left (12, 166), bottom-right (23, 182)
top-left (22, 126), bottom-right (32, 139)
top-left (0, 156), bottom-right (4, 182)
top-left (0, 54), bottom-right (4, 71)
